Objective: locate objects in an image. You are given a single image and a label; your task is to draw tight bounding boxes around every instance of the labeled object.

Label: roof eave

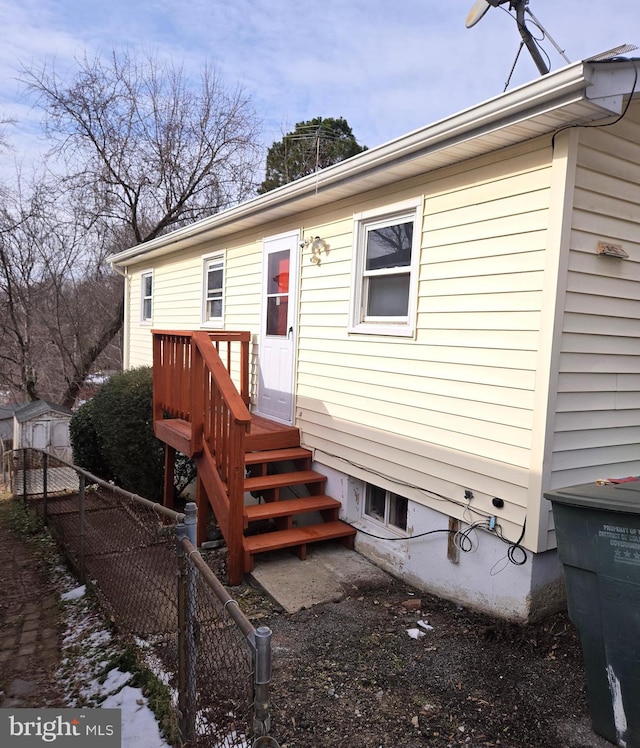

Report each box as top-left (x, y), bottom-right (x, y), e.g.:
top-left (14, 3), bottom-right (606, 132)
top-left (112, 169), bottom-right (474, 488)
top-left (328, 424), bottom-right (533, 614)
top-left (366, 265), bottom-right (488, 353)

top-left (108, 59), bottom-right (636, 267)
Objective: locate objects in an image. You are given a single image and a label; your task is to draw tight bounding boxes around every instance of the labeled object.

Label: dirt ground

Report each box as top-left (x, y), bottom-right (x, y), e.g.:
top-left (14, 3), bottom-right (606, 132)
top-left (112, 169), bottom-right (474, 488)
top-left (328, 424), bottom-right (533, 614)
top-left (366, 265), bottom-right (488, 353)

top-left (0, 493), bottom-right (611, 748)
top-left (0, 496), bottom-right (67, 709)
top-left (214, 553), bottom-right (612, 748)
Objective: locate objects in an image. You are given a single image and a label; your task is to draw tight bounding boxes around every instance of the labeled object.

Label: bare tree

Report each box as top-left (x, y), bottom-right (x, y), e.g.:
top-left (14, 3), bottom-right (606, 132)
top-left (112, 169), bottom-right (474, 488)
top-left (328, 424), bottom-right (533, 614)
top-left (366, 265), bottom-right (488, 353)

top-left (0, 177), bottom-right (123, 406)
top-left (23, 50), bottom-right (262, 242)
top-left (6, 49), bottom-right (262, 405)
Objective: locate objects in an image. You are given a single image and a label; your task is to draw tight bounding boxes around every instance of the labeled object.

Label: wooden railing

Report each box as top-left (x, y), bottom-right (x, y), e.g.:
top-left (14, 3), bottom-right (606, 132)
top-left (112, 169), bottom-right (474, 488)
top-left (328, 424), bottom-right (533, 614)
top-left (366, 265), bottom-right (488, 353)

top-left (152, 330), bottom-right (250, 424)
top-left (152, 330), bottom-right (252, 584)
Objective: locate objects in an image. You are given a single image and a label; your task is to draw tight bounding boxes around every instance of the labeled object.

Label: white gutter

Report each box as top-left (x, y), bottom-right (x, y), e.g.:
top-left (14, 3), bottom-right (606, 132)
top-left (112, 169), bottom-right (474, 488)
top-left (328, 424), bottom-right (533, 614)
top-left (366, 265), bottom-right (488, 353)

top-left (108, 59), bottom-right (636, 267)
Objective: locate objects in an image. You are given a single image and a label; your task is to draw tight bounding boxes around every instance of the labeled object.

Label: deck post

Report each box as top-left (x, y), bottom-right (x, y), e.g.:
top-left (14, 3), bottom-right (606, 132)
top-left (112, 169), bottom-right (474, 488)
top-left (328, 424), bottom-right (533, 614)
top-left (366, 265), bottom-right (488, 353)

top-left (240, 337), bottom-right (250, 406)
top-left (226, 421), bottom-right (246, 586)
top-left (152, 332), bottom-right (164, 425)
top-left (163, 445), bottom-right (176, 511)
top-left (190, 340), bottom-right (204, 454)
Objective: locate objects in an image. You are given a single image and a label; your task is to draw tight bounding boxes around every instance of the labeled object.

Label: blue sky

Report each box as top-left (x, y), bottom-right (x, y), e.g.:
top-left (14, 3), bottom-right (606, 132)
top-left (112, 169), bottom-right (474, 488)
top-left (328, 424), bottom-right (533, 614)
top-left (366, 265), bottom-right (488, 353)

top-left (1, 0), bottom-right (639, 177)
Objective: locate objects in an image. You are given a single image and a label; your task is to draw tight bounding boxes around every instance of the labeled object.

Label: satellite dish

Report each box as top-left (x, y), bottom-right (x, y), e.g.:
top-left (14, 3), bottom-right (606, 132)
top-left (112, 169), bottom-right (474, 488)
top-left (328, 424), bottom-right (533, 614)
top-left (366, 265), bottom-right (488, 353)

top-left (465, 0), bottom-right (491, 29)
top-left (464, 0), bottom-right (562, 77)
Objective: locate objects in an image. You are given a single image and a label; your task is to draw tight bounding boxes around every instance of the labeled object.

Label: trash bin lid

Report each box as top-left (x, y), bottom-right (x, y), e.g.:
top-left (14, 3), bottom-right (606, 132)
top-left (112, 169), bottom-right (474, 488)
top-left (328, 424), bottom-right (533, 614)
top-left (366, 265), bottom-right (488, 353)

top-left (545, 481), bottom-right (640, 514)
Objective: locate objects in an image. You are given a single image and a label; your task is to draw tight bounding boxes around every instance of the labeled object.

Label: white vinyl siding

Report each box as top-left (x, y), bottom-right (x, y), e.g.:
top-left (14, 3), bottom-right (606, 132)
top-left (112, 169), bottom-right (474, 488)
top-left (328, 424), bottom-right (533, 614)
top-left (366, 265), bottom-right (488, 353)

top-left (109, 66), bottom-right (640, 618)
top-left (127, 238), bottom-right (262, 373)
top-left (296, 141), bottom-right (552, 542)
top-left (124, 138), bottom-right (561, 547)
top-left (550, 106), bottom-right (640, 495)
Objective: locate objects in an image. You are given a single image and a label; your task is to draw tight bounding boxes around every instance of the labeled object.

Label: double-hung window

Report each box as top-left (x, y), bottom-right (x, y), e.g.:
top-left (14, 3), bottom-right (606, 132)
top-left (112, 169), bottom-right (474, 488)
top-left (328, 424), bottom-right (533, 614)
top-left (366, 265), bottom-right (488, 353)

top-left (140, 271), bottom-right (153, 324)
top-left (350, 199), bottom-right (421, 336)
top-left (202, 254), bottom-right (225, 326)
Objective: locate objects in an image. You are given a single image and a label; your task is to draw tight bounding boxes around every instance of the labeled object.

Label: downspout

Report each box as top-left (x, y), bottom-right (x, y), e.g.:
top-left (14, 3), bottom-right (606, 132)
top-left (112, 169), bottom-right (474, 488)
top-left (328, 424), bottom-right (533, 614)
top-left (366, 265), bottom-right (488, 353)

top-left (110, 264), bottom-right (130, 371)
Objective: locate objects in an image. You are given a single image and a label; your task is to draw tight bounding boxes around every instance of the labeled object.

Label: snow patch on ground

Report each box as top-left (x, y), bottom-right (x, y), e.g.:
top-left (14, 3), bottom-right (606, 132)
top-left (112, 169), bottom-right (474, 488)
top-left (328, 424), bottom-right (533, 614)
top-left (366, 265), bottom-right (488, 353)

top-left (60, 584), bottom-right (86, 601)
top-left (102, 686), bottom-right (169, 748)
top-left (57, 573), bottom-right (171, 748)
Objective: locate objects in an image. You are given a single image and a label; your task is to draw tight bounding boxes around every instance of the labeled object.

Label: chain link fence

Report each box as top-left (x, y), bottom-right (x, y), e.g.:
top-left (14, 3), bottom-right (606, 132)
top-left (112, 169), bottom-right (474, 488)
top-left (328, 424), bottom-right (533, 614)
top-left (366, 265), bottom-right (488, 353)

top-left (9, 448), bottom-right (278, 748)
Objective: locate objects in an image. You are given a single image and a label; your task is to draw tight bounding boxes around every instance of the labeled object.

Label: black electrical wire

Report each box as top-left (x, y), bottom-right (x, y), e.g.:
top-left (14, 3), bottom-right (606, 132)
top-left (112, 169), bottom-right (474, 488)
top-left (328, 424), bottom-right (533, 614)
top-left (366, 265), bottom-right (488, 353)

top-left (260, 455), bottom-right (528, 566)
top-left (551, 59), bottom-right (639, 153)
top-left (343, 518), bottom-right (530, 565)
top-left (495, 518), bottom-right (528, 565)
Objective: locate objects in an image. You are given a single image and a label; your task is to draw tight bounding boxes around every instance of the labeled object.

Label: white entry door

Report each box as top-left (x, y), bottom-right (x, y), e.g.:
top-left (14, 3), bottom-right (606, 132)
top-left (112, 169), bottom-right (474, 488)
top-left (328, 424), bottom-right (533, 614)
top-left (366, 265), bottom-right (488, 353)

top-left (256, 231), bottom-right (299, 424)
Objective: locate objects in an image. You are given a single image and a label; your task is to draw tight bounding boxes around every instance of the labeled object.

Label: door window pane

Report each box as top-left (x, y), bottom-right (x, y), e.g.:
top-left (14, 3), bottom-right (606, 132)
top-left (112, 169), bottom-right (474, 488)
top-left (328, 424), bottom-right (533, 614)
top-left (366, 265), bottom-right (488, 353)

top-left (266, 249), bottom-right (290, 336)
top-left (266, 296), bottom-right (289, 336)
top-left (268, 250), bottom-right (290, 294)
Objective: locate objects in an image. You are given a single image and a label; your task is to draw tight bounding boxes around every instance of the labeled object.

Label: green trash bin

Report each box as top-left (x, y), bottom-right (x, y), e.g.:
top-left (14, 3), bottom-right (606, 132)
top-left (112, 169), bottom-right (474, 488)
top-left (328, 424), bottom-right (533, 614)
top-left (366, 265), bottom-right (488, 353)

top-left (545, 481), bottom-right (640, 748)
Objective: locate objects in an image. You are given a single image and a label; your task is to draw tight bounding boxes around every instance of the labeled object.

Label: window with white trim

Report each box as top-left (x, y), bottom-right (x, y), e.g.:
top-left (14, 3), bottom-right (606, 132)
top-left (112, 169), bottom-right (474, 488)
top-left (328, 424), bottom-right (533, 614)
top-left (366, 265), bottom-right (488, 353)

top-left (140, 271), bottom-right (153, 323)
top-left (364, 484), bottom-right (408, 532)
top-left (350, 200), bottom-right (420, 336)
top-left (202, 254), bottom-right (224, 326)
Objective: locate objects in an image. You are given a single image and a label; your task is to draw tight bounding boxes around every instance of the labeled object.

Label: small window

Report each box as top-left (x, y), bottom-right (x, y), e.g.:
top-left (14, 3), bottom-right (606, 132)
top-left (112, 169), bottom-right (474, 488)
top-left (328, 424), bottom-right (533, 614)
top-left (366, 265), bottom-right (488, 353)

top-left (141, 271), bottom-right (153, 323)
top-left (350, 200), bottom-right (420, 336)
top-left (202, 255), bottom-right (225, 326)
top-left (364, 484), bottom-right (408, 532)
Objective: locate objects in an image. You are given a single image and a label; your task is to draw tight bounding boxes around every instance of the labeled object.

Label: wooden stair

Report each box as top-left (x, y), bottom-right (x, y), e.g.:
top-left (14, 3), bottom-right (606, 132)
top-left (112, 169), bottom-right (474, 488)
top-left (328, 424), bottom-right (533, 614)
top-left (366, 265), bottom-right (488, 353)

top-left (156, 414), bottom-right (356, 574)
top-left (244, 522), bottom-right (356, 568)
top-left (241, 442), bottom-right (356, 572)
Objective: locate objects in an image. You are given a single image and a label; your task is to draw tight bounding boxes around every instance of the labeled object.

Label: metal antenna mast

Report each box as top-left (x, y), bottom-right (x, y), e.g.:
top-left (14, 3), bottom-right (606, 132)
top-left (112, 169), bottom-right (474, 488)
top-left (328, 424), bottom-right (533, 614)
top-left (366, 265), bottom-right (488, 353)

top-left (466, 0), bottom-right (570, 78)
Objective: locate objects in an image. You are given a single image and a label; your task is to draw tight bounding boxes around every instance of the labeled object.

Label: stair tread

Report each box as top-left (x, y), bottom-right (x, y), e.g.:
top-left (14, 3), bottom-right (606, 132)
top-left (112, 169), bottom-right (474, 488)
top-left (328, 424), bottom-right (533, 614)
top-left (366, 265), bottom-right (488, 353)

top-left (244, 447), bottom-right (311, 465)
top-left (244, 470), bottom-right (327, 492)
top-left (243, 521), bottom-right (356, 553)
top-left (244, 495), bottom-right (340, 521)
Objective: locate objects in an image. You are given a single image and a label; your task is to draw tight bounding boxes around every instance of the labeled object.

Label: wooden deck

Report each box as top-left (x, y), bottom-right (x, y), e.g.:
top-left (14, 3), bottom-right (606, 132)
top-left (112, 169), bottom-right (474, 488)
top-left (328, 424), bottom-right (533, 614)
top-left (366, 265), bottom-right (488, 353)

top-left (155, 414), bottom-right (301, 458)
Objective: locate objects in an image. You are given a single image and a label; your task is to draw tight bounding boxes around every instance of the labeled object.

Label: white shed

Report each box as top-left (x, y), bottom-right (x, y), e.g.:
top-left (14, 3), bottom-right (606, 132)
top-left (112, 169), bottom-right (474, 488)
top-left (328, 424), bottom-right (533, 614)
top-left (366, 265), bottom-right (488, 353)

top-left (13, 401), bottom-right (73, 462)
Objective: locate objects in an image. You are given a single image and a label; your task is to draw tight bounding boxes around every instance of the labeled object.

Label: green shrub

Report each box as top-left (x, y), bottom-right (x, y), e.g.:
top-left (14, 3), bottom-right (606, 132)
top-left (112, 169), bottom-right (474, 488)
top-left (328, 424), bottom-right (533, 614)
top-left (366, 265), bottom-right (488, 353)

top-left (89, 367), bottom-right (165, 501)
top-left (69, 399), bottom-right (113, 480)
top-left (71, 366), bottom-right (196, 502)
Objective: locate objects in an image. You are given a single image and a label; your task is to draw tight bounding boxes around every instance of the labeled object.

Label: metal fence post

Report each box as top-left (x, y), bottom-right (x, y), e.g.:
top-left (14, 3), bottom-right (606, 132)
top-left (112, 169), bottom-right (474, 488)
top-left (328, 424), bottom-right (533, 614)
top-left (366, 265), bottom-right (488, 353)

top-left (177, 502), bottom-right (198, 745)
top-left (22, 448), bottom-right (27, 504)
top-left (42, 452), bottom-right (48, 525)
top-left (184, 500), bottom-right (197, 546)
top-left (78, 474), bottom-right (86, 584)
top-left (253, 626), bottom-right (273, 737)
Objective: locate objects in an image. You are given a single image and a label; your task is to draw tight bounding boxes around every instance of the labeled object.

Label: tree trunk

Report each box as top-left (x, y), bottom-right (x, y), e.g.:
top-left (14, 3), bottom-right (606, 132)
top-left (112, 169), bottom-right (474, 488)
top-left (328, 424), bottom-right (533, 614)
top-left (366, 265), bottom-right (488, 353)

top-left (59, 297), bottom-right (125, 409)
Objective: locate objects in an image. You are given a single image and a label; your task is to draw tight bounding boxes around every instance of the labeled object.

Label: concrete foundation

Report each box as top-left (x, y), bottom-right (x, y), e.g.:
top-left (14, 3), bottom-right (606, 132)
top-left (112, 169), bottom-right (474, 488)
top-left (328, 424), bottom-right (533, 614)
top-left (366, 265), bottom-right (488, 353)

top-left (317, 461), bottom-right (566, 623)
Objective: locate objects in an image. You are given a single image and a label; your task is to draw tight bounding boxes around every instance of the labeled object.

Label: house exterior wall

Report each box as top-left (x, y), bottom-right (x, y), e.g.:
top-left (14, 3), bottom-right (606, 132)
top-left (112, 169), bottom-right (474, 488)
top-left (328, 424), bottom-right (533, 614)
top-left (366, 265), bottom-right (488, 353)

top-left (126, 138), bottom-right (555, 549)
top-left (296, 139), bottom-right (553, 551)
top-left (114, 65), bottom-right (640, 620)
top-left (543, 104), bottom-right (640, 546)
top-left (320, 461), bottom-right (564, 621)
